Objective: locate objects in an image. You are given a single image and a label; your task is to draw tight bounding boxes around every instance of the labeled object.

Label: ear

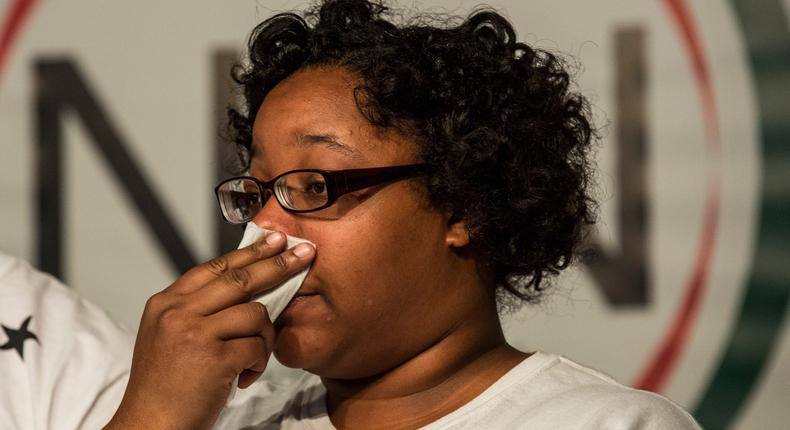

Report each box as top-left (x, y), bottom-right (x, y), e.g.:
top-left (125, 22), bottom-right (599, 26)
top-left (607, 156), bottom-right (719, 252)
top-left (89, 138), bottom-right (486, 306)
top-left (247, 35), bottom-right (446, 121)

top-left (445, 213), bottom-right (471, 248)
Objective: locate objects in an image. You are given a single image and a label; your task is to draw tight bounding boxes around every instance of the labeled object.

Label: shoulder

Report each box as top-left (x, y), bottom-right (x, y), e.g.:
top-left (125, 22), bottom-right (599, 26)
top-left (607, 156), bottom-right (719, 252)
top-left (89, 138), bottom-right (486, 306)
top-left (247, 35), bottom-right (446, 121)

top-left (427, 352), bottom-right (700, 430)
top-left (0, 253), bottom-right (133, 357)
top-left (0, 253), bottom-right (133, 428)
top-left (540, 355), bottom-right (699, 429)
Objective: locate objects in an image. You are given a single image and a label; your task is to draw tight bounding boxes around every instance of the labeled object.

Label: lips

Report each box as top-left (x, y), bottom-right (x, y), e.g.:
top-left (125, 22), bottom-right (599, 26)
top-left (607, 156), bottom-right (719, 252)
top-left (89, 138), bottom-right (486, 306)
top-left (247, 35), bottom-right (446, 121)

top-left (290, 294), bottom-right (318, 303)
top-left (279, 280), bottom-right (324, 320)
top-left (293, 290), bottom-right (319, 298)
top-left (280, 292), bottom-right (322, 318)
top-left (293, 278), bottom-right (321, 298)
top-left (288, 282), bottom-right (321, 304)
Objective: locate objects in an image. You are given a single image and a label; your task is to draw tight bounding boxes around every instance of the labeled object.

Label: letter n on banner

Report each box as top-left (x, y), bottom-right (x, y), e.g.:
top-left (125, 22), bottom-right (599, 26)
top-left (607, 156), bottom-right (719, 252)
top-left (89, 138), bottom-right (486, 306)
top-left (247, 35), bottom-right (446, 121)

top-left (583, 27), bottom-right (650, 306)
top-left (213, 50), bottom-right (245, 255)
top-left (34, 59), bottom-right (197, 281)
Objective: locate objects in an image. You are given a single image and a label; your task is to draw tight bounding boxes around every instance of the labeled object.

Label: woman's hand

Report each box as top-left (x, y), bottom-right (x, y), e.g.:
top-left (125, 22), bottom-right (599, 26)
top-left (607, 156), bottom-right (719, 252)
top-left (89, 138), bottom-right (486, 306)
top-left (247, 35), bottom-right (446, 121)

top-left (105, 231), bottom-right (315, 430)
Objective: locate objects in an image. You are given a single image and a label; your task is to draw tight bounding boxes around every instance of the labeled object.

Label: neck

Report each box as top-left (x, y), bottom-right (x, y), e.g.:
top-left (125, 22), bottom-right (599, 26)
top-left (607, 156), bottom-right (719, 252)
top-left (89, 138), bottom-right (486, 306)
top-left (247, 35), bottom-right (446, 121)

top-left (322, 307), bottom-right (528, 429)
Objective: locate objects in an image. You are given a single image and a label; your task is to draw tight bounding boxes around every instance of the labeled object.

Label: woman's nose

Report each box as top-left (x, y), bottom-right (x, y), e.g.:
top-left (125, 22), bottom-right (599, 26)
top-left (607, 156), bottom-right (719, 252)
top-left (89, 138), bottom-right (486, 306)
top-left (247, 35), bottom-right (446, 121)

top-left (251, 193), bottom-right (299, 235)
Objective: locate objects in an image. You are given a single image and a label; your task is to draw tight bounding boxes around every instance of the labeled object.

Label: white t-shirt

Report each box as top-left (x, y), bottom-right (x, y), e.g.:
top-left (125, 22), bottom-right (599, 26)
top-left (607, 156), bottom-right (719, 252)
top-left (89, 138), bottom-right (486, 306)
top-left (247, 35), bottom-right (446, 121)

top-left (217, 351), bottom-right (701, 429)
top-left (0, 253), bottom-right (133, 429)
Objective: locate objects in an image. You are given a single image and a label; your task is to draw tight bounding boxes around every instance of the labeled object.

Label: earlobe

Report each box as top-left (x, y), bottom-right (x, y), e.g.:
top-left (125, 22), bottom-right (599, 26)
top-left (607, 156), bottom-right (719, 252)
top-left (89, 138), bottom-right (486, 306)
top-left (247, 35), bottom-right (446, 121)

top-left (446, 218), bottom-right (471, 248)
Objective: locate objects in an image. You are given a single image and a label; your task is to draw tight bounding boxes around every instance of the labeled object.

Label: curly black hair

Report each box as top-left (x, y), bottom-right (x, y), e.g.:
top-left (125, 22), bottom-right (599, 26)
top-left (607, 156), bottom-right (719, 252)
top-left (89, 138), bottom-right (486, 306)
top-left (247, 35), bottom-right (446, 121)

top-left (228, 0), bottom-right (597, 308)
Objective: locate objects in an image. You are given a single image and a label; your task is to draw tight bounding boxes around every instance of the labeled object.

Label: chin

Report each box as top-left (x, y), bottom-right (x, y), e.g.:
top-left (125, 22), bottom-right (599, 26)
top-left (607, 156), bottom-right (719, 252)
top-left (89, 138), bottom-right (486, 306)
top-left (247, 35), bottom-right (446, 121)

top-left (273, 325), bottom-right (363, 378)
top-left (272, 325), bottom-right (326, 371)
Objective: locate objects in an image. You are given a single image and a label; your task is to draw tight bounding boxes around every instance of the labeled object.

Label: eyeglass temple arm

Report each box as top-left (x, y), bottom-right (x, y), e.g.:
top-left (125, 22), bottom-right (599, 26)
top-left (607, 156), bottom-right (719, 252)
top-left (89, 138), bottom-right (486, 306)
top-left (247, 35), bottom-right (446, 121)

top-left (334, 164), bottom-right (426, 195)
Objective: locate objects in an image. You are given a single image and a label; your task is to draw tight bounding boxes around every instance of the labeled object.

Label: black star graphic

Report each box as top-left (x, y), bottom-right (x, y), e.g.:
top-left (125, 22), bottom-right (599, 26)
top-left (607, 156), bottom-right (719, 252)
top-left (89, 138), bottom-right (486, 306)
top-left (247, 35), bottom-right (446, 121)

top-left (1, 315), bottom-right (39, 360)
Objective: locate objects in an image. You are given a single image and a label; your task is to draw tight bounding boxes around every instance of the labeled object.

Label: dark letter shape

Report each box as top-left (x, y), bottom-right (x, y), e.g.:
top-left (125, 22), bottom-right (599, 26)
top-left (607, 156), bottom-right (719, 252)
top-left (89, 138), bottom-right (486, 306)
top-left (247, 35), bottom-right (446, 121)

top-left (212, 50), bottom-right (244, 255)
top-left (583, 27), bottom-right (649, 306)
top-left (34, 58), bottom-right (197, 279)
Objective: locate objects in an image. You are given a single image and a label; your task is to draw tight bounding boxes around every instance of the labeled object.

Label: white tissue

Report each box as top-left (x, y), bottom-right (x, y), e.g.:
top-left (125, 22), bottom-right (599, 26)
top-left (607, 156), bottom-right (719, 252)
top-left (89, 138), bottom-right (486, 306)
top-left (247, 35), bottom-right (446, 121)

top-left (228, 222), bottom-right (313, 401)
top-left (236, 223), bottom-right (313, 320)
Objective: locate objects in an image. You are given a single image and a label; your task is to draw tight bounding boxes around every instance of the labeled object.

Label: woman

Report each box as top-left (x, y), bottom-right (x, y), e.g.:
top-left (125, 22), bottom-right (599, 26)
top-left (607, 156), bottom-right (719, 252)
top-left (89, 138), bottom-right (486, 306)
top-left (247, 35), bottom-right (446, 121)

top-left (107, 0), bottom-right (700, 428)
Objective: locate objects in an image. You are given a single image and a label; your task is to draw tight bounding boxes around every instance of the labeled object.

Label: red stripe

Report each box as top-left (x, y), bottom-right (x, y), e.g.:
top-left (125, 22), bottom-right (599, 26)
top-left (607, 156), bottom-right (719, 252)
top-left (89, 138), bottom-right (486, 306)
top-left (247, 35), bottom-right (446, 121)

top-left (635, 0), bottom-right (722, 392)
top-left (0, 0), bottom-right (38, 91)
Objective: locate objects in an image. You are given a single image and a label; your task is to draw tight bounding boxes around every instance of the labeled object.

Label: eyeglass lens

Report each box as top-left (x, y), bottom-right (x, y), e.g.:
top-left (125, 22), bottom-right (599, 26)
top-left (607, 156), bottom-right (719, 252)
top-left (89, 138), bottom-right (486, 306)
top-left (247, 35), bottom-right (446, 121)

top-left (217, 178), bottom-right (263, 223)
top-left (217, 172), bottom-right (331, 223)
top-left (274, 171), bottom-right (329, 210)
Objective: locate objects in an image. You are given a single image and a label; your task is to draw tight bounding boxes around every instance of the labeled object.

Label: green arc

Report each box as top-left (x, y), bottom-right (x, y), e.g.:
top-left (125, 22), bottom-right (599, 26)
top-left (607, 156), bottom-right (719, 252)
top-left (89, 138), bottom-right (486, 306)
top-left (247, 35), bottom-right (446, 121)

top-left (693, 1), bottom-right (790, 428)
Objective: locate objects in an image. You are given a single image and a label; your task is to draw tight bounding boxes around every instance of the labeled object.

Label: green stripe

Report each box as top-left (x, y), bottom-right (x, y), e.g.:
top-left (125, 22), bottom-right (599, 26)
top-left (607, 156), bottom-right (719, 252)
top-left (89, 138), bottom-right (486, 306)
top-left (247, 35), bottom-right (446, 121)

top-left (693, 1), bottom-right (790, 428)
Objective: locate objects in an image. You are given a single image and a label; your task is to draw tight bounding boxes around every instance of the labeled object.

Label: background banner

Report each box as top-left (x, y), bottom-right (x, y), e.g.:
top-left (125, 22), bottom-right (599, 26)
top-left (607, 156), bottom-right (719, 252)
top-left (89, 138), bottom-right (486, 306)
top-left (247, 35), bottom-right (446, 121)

top-left (1, 1), bottom-right (788, 428)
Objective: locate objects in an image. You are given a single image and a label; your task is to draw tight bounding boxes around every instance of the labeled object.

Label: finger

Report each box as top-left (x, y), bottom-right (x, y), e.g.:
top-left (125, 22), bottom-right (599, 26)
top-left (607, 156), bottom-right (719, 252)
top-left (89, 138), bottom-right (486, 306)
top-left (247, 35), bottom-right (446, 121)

top-left (188, 243), bottom-right (315, 315)
top-left (206, 302), bottom-right (271, 340)
top-left (169, 231), bottom-right (287, 295)
top-left (222, 336), bottom-right (271, 377)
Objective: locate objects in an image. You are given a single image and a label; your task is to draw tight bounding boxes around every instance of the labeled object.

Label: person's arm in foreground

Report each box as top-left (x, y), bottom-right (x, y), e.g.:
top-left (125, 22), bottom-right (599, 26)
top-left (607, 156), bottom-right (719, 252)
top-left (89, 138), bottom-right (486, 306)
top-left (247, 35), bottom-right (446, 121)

top-left (0, 253), bottom-right (133, 429)
top-left (104, 231), bottom-right (315, 430)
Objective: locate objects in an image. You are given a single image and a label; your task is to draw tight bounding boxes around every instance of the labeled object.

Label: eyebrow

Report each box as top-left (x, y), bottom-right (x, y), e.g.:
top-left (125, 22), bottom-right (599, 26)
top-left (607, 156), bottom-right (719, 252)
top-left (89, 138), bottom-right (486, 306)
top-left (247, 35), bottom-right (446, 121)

top-left (296, 133), bottom-right (368, 161)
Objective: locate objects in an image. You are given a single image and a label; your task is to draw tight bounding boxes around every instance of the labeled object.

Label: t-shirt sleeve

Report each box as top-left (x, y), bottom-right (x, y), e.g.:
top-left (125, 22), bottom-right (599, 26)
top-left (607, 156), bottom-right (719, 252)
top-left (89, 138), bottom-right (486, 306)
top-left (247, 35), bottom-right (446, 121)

top-left (0, 253), bottom-right (134, 429)
top-left (579, 389), bottom-right (702, 430)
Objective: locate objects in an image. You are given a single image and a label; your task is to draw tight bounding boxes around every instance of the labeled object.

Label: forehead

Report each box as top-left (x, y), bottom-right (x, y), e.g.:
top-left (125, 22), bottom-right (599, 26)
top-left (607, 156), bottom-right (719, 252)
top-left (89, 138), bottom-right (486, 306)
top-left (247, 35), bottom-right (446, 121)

top-left (251, 66), bottom-right (417, 166)
top-left (262, 66), bottom-right (357, 118)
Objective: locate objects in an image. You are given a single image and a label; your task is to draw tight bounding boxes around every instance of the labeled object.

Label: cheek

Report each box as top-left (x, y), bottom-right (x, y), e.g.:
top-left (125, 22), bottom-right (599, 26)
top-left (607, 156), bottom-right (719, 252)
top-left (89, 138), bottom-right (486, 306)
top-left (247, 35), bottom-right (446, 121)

top-left (311, 211), bottom-right (442, 313)
top-left (300, 196), bottom-right (429, 279)
top-left (275, 197), bottom-right (454, 375)
top-left (309, 225), bottom-right (406, 298)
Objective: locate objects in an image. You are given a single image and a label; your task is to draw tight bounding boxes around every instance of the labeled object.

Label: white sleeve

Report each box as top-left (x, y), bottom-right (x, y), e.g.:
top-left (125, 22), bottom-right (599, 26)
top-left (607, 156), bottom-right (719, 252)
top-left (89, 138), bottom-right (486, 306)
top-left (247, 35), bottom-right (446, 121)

top-left (0, 253), bottom-right (134, 430)
top-left (578, 390), bottom-right (702, 430)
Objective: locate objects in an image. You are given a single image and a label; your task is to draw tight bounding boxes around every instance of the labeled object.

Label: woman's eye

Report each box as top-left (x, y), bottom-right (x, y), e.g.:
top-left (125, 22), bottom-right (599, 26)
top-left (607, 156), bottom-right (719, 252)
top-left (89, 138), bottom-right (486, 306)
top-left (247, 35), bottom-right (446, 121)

top-left (306, 181), bottom-right (327, 194)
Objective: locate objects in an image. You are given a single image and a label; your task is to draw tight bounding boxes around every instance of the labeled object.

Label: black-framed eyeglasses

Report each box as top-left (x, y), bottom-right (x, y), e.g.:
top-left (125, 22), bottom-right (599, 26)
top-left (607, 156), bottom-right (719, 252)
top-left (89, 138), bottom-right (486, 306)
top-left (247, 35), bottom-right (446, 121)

top-left (214, 163), bottom-right (428, 224)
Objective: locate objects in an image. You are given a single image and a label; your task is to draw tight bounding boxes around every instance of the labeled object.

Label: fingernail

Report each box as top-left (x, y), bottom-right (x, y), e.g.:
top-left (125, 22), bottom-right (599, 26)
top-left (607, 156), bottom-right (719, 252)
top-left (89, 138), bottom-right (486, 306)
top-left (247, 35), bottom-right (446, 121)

top-left (266, 232), bottom-right (284, 245)
top-left (292, 243), bottom-right (314, 258)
